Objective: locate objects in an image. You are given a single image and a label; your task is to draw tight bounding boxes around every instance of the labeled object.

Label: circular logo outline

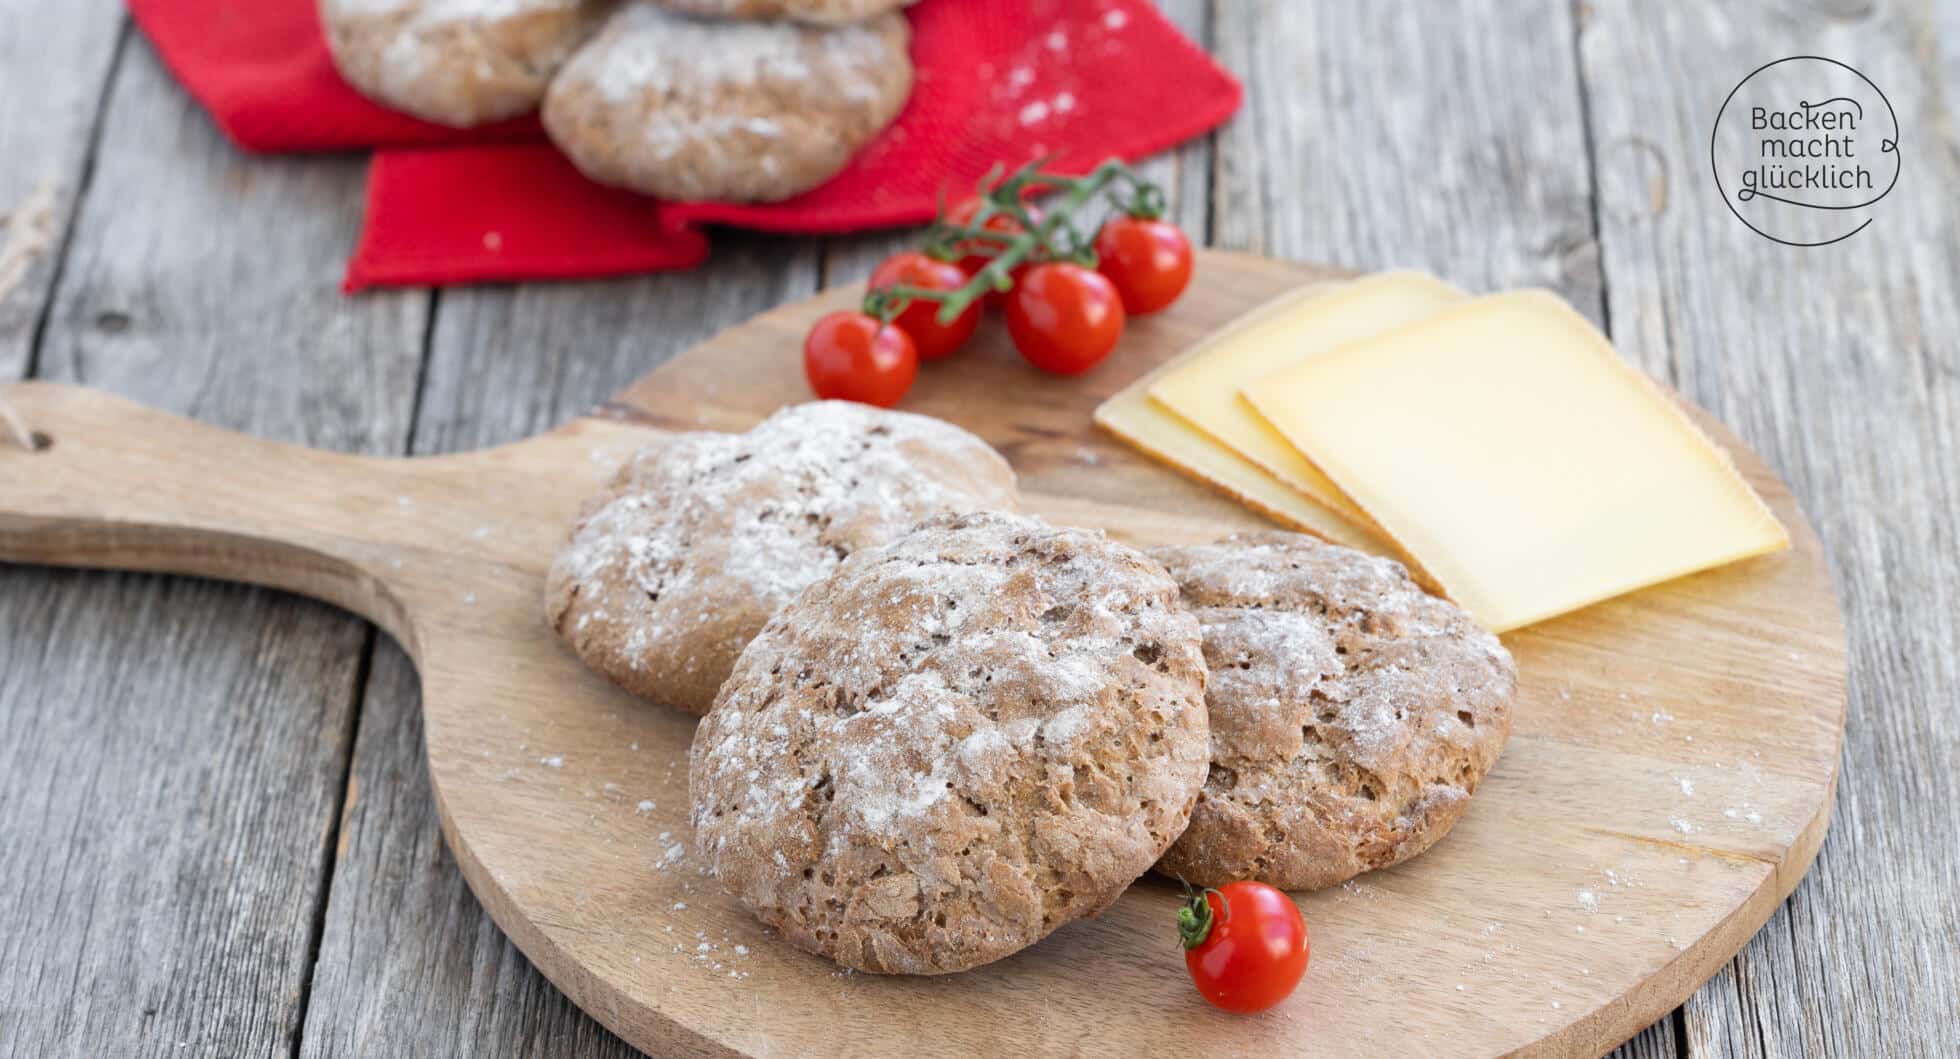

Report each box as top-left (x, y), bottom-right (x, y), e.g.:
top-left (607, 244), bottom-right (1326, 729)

top-left (1710, 55), bottom-right (1900, 247)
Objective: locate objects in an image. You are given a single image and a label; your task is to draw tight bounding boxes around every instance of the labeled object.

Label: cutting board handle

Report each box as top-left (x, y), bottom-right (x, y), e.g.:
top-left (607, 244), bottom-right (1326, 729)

top-left (0, 381), bottom-right (420, 644)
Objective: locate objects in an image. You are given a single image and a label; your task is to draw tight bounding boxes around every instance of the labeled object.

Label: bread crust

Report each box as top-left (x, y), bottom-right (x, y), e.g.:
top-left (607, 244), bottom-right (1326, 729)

top-left (690, 511), bottom-right (1211, 974)
top-left (320, 0), bottom-right (613, 127)
top-left (542, 3), bottom-right (913, 202)
top-left (1152, 532), bottom-right (1516, 890)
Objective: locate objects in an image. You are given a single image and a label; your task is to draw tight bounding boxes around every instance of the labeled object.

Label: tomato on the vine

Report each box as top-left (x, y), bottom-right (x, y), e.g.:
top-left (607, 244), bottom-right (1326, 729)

top-left (803, 311), bottom-right (917, 408)
top-left (946, 195), bottom-right (1042, 305)
top-left (1178, 881), bottom-right (1309, 1013)
top-left (1004, 262), bottom-right (1125, 375)
top-left (868, 251), bottom-right (980, 360)
top-left (1094, 215), bottom-right (1194, 315)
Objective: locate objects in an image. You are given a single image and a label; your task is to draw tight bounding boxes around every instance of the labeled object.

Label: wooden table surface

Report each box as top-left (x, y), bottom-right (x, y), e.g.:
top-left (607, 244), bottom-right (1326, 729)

top-left (1, 3), bottom-right (1954, 1057)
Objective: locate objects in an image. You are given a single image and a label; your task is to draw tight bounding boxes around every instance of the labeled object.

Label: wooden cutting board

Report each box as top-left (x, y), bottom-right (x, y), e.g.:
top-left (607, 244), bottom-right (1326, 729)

top-left (0, 252), bottom-right (1845, 1059)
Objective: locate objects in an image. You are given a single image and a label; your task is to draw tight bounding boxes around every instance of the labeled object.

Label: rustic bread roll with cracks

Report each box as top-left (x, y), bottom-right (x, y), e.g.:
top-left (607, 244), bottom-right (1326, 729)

top-left (691, 511), bottom-right (1211, 974)
top-left (545, 401), bottom-right (1017, 715)
top-left (542, 3), bottom-right (914, 202)
top-left (320, 0), bottom-right (616, 128)
top-left (1153, 532), bottom-right (1517, 891)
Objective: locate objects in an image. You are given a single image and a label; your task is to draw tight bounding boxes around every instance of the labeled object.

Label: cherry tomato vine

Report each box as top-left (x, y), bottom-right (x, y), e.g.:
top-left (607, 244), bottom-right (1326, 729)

top-left (805, 156), bottom-right (1196, 404)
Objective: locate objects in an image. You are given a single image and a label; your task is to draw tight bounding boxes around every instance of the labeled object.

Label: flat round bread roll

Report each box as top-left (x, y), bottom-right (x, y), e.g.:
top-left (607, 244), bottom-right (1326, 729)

top-left (542, 3), bottom-right (913, 202)
top-left (691, 511), bottom-right (1211, 974)
top-left (1152, 532), bottom-right (1517, 891)
top-left (545, 402), bottom-right (1016, 715)
top-left (320, 0), bottom-right (615, 127)
top-left (646, 0), bottom-right (916, 23)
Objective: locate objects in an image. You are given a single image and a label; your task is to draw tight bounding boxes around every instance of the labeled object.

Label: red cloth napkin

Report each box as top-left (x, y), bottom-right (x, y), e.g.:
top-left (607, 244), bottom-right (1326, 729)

top-left (128, 0), bottom-right (1241, 290)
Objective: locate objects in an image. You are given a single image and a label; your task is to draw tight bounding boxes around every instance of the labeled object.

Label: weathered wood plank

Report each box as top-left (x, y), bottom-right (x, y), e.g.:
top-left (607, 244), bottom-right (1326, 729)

top-left (1576, 1), bottom-right (1960, 1056)
top-left (35, 44), bottom-right (427, 450)
top-left (1209, 0), bottom-right (1602, 316)
top-left (1613, 1015), bottom-right (1682, 1059)
top-left (0, 0), bottom-right (124, 378)
top-left (0, 30), bottom-right (427, 1059)
top-left (298, 236), bottom-right (822, 1058)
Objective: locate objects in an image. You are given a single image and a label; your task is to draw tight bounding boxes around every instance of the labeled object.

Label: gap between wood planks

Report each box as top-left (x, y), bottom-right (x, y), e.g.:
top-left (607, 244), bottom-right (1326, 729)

top-left (14, 18), bottom-right (128, 386)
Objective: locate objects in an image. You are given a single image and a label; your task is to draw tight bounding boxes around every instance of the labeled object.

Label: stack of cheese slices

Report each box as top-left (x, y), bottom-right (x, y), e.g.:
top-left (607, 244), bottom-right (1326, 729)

top-left (1095, 272), bottom-right (1791, 633)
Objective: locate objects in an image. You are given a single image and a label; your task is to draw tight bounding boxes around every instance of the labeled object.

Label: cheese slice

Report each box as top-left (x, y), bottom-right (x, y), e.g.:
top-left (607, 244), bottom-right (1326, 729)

top-left (1246, 290), bottom-right (1789, 632)
top-left (1094, 358), bottom-right (1382, 552)
top-left (1147, 271), bottom-right (1469, 525)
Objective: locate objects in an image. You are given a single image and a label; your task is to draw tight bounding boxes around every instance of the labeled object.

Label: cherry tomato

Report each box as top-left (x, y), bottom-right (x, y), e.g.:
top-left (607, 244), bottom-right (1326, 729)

top-left (946, 195), bottom-right (1042, 306)
top-left (1094, 215), bottom-right (1194, 315)
top-left (867, 251), bottom-right (980, 360)
top-left (1004, 262), bottom-right (1125, 375)
top-left (1178, 881), bottom-right (1309, 1014)
top-left (802, 311), bottom-right (917, 408)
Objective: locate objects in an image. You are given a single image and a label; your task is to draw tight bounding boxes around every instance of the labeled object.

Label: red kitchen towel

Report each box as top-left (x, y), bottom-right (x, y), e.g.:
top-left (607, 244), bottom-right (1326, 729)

top-left (350, 145), bottom-right (713, 288)
top-left (129, 0), bottom-right (1241, 290)
top-left (127, 0), bottom-right (538, 151)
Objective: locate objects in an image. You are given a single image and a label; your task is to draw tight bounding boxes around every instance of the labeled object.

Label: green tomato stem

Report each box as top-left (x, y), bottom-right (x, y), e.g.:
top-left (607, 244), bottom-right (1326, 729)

top-left (868, 157), bottom-right (1165, 328)
top-left (1176, 884), bottom-right (1228, 951)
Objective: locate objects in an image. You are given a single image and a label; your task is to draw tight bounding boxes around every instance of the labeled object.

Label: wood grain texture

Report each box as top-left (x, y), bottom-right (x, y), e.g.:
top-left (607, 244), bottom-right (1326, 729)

top-left (37, 39), bottom-right (426, 449)
top-left (0, 253), bottom-right (1848, 1058)
top-left (0, 34), bottom-right (427, 1059)
top-left (0, 0), bottom-right (123, 377)
top-left (1208, 0), bottom-right (1601, 316)
top-left (298, 235), bottom-right (823, 1058)
top-left (1576, 2), bottom-right (1960, 1056)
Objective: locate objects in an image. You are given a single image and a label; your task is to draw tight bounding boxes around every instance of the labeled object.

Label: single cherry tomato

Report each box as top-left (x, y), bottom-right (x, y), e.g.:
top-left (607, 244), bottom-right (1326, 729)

top-left (1178, 881), bottom-right (1309, 1014)
top-left (1094, 215), bottom-right (1194, 314)
top-left (946, 195), bottom-right (1042, 305)
top-left (867, 251), bottom-right (981, 360)
top-left (802, 311), bottom-right (917, 407)
top-left (1004, 262), bottom-right (1125, 375)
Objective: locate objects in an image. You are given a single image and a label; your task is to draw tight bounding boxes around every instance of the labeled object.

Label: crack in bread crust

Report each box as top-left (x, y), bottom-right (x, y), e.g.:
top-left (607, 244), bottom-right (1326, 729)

top-left (690, 511), bottom-right (1210, 974)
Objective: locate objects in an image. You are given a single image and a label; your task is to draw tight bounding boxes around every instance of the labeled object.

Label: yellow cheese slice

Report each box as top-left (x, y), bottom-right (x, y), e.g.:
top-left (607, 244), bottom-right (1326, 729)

top-left (1147, 271), bottom-right (1469, 525)
top-left (1094, 359), bottom-right (1383, 553)
top-left (1093, 283), bottom-right (1383, 552)
top-left (1245, 290), bottom-right (1790, 632)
